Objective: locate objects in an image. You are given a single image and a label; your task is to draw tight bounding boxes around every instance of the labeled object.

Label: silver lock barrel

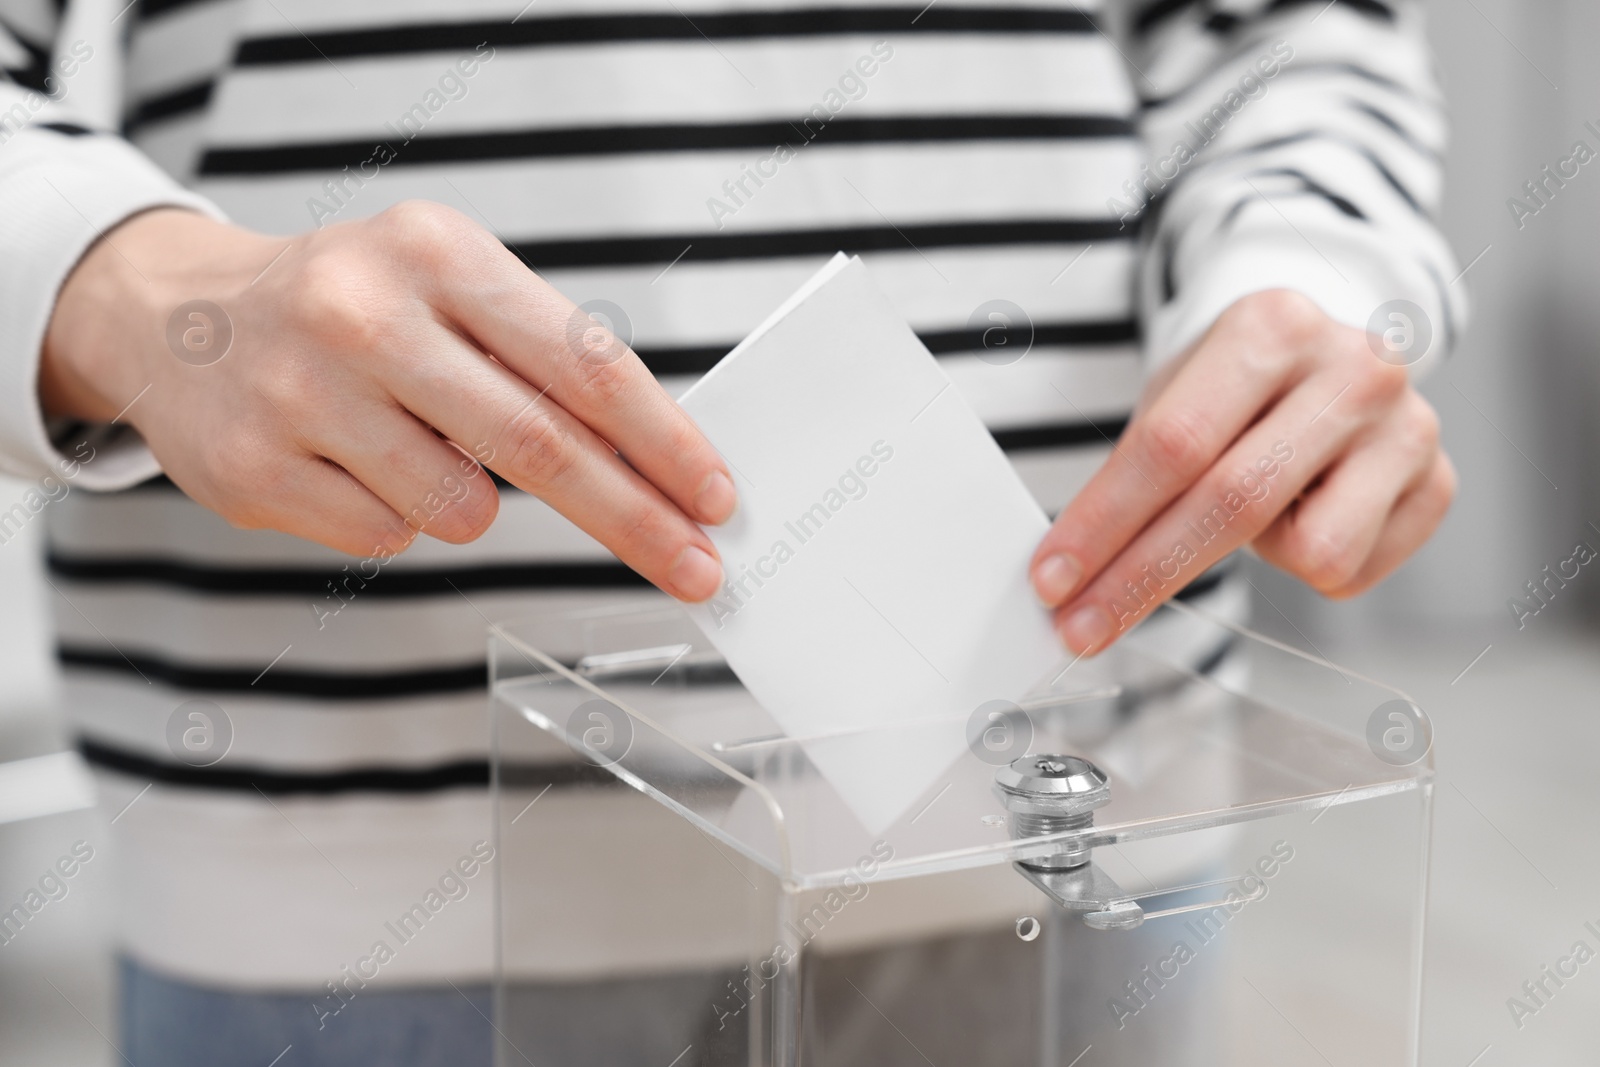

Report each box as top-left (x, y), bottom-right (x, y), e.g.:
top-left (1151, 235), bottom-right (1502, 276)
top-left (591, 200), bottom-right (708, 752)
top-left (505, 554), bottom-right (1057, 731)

top-left (993, 754), bottom-right (1110, 871)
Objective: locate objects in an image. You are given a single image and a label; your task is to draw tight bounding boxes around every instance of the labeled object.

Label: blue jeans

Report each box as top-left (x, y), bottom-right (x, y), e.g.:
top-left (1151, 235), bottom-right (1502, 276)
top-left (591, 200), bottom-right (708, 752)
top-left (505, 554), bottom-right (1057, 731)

top-left (119, 957), bottom-right (492, 1067)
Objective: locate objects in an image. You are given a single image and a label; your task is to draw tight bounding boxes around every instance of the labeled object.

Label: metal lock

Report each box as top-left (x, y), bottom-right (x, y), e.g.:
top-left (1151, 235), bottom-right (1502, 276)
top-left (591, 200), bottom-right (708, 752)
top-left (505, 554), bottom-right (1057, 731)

top-left (994, 754), bottom-right (1143, 931)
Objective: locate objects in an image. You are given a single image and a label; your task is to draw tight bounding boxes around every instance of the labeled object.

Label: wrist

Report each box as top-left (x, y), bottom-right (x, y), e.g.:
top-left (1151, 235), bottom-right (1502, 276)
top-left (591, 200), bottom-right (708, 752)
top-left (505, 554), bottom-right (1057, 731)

top-left (40, 207), bottom-right (272, 423)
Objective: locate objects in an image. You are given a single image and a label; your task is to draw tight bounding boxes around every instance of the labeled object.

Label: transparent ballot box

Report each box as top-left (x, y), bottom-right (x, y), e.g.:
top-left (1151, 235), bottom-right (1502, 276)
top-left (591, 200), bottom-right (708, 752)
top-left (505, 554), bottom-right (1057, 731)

top-left (490, 599), bottom-right (1432, 1067)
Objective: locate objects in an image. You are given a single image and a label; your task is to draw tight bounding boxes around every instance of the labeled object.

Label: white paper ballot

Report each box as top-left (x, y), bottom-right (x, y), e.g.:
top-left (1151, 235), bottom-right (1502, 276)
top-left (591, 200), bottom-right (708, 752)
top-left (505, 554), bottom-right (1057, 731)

top-left (678, 254), bottom-right (1063, 832)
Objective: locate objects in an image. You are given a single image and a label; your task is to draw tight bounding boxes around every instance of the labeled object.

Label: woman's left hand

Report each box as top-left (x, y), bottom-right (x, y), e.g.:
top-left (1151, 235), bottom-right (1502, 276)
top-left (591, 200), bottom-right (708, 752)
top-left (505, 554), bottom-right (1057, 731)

top-left (1029, 289), bottom-right (1456, 655)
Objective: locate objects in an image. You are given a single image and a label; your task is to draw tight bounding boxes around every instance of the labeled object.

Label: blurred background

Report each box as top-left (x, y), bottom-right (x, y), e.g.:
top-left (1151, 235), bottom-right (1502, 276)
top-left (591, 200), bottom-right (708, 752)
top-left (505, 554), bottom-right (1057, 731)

top-left (2, 1), bottom-right (1597, 1063)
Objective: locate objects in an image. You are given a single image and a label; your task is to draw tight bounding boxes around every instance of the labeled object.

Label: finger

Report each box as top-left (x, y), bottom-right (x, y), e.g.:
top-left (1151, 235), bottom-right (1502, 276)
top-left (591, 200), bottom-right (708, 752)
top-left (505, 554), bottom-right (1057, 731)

top-left (1321, 452), bottom-right (1456, 598)
top-left (251, 348), bottom-right (500, 544)
top-left (320, 410), bottom-right (501, 545)
top-left (1030, 298), bottom-right (1316, 607)
top-left (429, 237), bottom-right (737, 527)
top-left (1048, 371), bottom-right (1388, 655)
top-left (200, 452), bottom-right (417, 560)
top-left (390, 327), bottom-right (725, 602)
top-left (1254, 393), bottom-right (1441, 593)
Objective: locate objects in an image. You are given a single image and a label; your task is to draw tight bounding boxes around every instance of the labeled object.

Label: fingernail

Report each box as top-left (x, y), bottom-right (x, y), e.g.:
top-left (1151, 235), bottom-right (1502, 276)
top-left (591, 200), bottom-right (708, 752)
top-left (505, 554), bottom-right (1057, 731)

top-left (1033, 554), bottom-right (1082, 606)
top-left (1060, 604), bottom-right (1113, 656)
top-left (669, 545), bottom-right (723, 602)
top-left (694, 470), bottom-right (738, 525)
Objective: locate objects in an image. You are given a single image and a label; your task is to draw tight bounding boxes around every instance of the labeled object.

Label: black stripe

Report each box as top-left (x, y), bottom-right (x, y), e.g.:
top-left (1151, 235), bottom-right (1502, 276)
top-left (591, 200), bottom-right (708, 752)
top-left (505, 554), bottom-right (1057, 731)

top-left (0, 16), bottom-right (52, 95)
top-left (1142, 59), bottom-right (1429, 112)
top-left (1159, 230), bottom-right (1177, 303)
top-left (1136, 0), bottom-right (1392, 36)
top-left (1208, 0), bottom-right (1394, 33)
top-left (1148, 129), bottom-right (1426, 243)
top-left (1133, 0), bottom-right (1195, 35)
top-left (1422, 256), bottom-right (1454, 356)
top-left (138, 0), bottom-right (221, 18)
top-left (38, 122), bottom-right (95, 136)
top-left (48, 552), bottom-right (646, 597)
top-left (127, 78), bottom-right (214, 131)
top-left (234, 8), bottom-right (1098, 65)
top-left (120, 473), bottom-right (181, 492)
top-left (1248, 61), bottom-right (1430, 106)
top-left (60, 644), bottom-right (486, 698)
top-left (61, 640), bottom-right (740, 691)
top-left (633, 343), bottom-right (739, 377)
top-left (120, 469), bottom-right (517, 493)
top-left (1219, 184), bottom-right (1361, 232)
top-left (1215, 131), bottom-right (1423, 214)
top-left (0, 62), bottom-right (47, 93)
top-left (1342, 98), bottom-right (1441, 162)
top-left (197, 114), bottom-right (1133, 175)
top-left (1266, 0), bottom-right (1392, 20)
top-left (923, 319), bottom-right (1140, 353)
top-left (1190, 632), bottom-right (1237, 677)
top-left (1174, 556), bottom-right (1238, 602)
top-left (78, 737), bottom-right (624, 795)
top-left (638, 318), bottom-right (1138, 377)
top-left (1248, 167), bottom-right (1367, 220)
top-left (991, 416), bottom-right (1129, 451)
top-left (510, 219), bottom-right (1134, 271)
top-left (1219, 192), bottom-right (1253, 230)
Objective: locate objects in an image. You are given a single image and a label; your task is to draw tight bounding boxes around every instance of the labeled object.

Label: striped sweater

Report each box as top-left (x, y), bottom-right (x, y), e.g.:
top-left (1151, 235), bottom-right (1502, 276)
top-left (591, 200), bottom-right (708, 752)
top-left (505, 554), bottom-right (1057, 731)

top-left (0, 0), bottom-right (1457, 986)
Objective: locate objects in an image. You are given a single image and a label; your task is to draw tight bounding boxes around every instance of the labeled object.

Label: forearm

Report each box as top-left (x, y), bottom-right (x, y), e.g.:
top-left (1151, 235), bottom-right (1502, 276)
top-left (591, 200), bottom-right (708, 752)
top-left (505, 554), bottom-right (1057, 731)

top-left (1106, 0), bottom-right (1463, 373)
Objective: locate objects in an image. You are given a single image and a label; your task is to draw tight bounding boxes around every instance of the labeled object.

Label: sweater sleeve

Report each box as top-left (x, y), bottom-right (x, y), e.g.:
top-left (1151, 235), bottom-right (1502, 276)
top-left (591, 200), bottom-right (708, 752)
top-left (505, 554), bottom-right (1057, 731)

top-left (1104, 0), bottom-right (1464, 377)
top-left (0, 3), bottom-right (224, 489)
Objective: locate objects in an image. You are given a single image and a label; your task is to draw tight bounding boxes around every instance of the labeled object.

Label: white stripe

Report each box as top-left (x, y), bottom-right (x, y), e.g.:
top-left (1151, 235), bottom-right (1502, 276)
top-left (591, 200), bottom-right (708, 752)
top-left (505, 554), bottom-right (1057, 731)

top-left (126, 0), bottom-right (246, 100)
top-left (68, 675), bottom-right (564, 767)
top-left (202, 35), bottom-right (1133, 142)
top-left (48, 482), bottom-right (610, 563)
top-left (939, 349), bottom-right (1140, 427)
top-left (52, 585), bottom-right (661, 668)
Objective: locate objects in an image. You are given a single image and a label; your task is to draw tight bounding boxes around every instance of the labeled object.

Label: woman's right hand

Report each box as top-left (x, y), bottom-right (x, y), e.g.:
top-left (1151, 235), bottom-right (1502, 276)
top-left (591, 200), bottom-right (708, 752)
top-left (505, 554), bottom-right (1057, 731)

top-left (40, 200), bottom-right (735, 601)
